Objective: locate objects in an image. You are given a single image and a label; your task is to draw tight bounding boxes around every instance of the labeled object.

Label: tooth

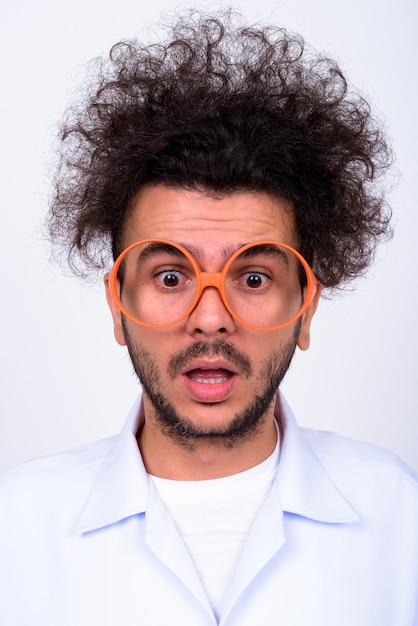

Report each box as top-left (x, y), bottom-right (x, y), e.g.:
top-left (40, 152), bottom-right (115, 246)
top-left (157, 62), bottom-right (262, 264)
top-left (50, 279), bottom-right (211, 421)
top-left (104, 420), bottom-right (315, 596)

top-left (194, 377), bottom-right (228, 384)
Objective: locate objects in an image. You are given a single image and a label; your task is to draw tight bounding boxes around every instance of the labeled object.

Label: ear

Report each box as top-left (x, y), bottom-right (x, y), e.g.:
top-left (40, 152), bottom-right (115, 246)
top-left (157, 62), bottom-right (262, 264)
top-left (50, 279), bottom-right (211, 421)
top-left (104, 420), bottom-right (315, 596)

top-left (104, 272), bottom-right (126, 346)
top-left (297, 281), bottom-right (322, 351)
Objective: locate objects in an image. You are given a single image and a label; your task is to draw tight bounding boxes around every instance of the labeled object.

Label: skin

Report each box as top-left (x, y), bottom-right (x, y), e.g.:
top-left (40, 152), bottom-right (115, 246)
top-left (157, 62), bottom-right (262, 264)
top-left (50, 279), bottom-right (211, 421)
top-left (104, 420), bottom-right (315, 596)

top-left (105, 185), bottom-right (321, 480)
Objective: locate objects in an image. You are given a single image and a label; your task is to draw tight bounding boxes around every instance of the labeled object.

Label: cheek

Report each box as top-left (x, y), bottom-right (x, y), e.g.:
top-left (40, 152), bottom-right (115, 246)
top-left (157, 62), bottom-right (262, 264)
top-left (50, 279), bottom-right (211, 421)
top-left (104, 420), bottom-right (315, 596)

top-left (242, 327), bottom-right (298, 356)
top-left (125, 324), bottom-right (179, 361)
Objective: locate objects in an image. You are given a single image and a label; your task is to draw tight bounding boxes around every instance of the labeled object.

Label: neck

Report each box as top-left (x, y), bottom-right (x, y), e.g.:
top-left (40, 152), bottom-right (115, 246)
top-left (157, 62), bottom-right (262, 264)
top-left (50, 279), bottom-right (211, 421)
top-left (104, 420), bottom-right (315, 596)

top-left (137, 407), bottom-right (278, 480)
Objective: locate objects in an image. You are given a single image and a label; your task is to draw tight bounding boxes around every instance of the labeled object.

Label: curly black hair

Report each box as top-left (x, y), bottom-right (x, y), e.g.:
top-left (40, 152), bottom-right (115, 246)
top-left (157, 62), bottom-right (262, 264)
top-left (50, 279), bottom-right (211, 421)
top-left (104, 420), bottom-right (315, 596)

top-left (47, 9), bottom-right (393, 290)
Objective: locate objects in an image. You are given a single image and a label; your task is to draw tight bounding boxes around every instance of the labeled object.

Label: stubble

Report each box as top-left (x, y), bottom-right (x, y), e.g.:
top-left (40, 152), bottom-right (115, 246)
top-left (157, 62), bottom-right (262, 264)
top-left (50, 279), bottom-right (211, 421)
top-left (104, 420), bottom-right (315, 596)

top-left (122, 319), bottom-right (299, 449)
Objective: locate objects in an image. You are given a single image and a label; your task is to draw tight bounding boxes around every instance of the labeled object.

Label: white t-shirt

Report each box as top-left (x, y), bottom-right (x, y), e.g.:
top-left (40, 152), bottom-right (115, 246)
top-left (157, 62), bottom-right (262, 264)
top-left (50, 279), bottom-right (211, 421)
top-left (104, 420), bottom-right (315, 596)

top-left (150, 436), bottom-right (280, 619)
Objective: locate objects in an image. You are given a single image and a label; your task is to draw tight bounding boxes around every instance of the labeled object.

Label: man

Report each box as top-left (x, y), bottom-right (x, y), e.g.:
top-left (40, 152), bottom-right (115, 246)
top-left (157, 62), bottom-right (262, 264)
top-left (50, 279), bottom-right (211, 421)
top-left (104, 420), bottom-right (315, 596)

top-left (1, 9), bottom-right (417, 626)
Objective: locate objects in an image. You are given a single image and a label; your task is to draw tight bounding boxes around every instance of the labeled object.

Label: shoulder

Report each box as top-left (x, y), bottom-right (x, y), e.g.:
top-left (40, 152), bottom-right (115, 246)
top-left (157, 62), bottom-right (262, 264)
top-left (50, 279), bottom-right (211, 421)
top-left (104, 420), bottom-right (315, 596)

top-left (0, 435), bottom-right (116, 481)
top-left (304, 426), bottom-right (417, 476)
top-left (303, 427), bottom-right (418, 517)
top-left (0, 436), bottom-right (117, 520)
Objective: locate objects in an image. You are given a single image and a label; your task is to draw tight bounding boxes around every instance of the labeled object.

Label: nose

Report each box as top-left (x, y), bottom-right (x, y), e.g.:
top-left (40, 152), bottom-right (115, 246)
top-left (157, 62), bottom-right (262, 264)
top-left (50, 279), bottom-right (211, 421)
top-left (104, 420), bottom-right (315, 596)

top-left (185, 286), bottom-right (236, 336)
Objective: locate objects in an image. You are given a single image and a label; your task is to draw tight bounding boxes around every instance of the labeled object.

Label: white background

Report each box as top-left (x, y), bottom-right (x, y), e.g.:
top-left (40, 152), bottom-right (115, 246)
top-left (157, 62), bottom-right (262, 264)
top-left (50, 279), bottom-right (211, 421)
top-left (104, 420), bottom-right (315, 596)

top-left (1, 0), bottom-right (417, 474)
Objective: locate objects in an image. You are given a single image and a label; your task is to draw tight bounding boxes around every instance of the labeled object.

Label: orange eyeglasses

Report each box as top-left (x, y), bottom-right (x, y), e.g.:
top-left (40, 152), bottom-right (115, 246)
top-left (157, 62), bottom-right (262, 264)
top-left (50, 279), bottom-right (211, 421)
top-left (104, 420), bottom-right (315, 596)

top-left (108, 239), bottom-right (317, 330)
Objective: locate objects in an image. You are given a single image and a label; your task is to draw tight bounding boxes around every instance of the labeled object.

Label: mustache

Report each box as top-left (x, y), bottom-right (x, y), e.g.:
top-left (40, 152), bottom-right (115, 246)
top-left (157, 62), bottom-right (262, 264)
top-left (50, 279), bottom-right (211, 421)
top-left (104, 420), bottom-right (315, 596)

top-left (167, 340), bottom-right (253, 380)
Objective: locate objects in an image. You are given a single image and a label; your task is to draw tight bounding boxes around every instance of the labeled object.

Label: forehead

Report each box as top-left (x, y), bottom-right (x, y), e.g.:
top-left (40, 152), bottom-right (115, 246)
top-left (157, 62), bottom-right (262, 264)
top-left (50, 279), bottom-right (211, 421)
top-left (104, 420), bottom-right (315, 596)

top-left (123, 185), bottom-right (297, 254)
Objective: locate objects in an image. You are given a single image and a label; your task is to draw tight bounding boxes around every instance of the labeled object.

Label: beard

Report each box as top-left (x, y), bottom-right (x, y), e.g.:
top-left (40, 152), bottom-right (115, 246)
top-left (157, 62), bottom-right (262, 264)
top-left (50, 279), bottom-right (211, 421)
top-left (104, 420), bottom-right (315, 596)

top-left (122, 318), bottom-right (300, 449)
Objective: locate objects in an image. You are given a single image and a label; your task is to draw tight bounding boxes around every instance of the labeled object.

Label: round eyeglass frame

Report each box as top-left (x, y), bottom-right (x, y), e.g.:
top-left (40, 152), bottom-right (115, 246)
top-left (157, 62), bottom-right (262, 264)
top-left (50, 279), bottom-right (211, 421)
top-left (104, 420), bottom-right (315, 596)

top-left (109, 238), bottom-right (317, 331)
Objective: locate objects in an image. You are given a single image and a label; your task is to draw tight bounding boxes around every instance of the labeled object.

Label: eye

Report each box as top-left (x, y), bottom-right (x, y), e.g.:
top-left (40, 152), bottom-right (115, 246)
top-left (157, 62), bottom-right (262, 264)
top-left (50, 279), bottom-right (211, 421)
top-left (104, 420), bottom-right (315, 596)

top-left (154, 269), bottom-right (188, 289)
top-left (240, 272), bottom-right (270, 290)
top-left (161, 271), bottom-right (180, 287)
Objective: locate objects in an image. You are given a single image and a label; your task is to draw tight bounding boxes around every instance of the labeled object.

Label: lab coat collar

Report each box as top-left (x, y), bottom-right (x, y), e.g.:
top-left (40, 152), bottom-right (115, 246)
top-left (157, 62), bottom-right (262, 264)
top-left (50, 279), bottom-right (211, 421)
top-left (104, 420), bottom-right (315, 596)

top-left (75, 392), bottom-right (358, 533)
top-left (275, 394), bottom-right (358, 523)
top-left (75, 397), bottom-right (147, 533)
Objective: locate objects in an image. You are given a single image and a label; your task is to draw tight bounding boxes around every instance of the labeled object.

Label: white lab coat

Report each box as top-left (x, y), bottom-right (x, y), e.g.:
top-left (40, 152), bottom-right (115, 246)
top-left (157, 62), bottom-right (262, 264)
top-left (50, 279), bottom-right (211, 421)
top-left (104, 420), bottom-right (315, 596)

top-left (0, 393), bottom-right (417, 625)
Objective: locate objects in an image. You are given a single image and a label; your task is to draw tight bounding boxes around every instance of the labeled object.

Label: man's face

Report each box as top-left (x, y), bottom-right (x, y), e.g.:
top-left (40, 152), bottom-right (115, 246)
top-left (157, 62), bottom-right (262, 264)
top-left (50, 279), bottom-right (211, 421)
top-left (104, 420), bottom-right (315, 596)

top-left (105, 185), bottom-right (320, 447)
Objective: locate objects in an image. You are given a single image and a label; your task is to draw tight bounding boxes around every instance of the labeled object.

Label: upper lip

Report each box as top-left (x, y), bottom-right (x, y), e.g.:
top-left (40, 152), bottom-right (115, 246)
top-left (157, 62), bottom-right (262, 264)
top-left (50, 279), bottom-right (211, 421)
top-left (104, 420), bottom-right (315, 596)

top-left (181, 359), bottom-right (240, 376)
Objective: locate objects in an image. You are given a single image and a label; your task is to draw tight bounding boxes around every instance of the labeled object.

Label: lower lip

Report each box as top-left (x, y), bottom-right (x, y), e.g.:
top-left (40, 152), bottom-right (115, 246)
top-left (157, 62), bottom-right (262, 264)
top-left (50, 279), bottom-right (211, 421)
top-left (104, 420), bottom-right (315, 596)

top-left (181, 373), bottom-right (237, 403)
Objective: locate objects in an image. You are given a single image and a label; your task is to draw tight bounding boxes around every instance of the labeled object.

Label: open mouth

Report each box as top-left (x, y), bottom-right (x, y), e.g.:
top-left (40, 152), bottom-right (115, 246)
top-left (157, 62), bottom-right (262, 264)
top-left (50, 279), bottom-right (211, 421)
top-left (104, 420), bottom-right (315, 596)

top-left (179, 358), bottom-right (240, 402)
top-left (186, 368), bottom-right (234, 384)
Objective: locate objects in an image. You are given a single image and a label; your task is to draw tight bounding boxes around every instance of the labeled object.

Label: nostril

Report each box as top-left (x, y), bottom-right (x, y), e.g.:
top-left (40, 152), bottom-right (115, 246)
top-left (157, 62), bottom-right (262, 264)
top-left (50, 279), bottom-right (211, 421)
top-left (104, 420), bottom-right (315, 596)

top-left (195, 327), bottom-right (227, 334)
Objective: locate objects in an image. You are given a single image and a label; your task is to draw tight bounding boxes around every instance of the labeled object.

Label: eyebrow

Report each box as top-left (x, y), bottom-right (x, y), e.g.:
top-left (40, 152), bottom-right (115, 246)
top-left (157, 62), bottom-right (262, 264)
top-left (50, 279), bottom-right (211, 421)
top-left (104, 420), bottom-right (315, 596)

top-left (239, 243), bottom-right (290, 267)
top-left (135, 242), bottom-right (189, 264)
